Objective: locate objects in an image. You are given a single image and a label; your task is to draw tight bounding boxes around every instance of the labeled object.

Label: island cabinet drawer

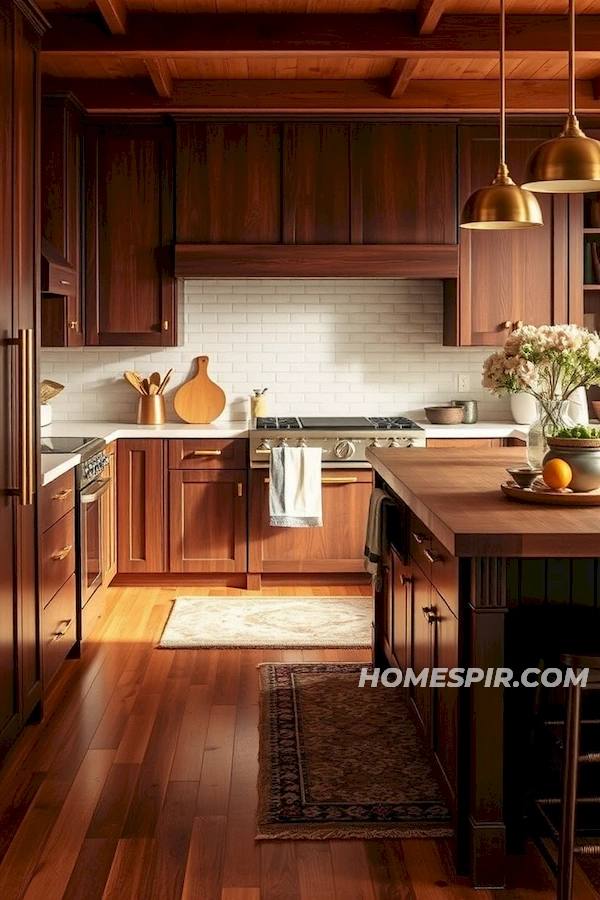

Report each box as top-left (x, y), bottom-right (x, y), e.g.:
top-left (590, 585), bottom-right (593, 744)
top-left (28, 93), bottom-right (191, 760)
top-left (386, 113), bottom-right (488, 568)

top-left (168, 439), bottom-right (247, 470)
top-left (41, 509), bottom-right (76, 608)
top-left (42, 573), bottom-right (76, 686)
top-left (409, 512), bottom-right (434, 576)
top-left (428, 536), bottom-right (459, 617)
top-left (39, 470), bottom-right (75, 533)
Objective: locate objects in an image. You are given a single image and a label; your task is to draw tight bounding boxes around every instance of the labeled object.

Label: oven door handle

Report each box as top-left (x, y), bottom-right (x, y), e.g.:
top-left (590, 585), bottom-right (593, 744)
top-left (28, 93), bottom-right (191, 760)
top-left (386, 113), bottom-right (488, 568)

top-left (80, 478), bottom-right (110, 504)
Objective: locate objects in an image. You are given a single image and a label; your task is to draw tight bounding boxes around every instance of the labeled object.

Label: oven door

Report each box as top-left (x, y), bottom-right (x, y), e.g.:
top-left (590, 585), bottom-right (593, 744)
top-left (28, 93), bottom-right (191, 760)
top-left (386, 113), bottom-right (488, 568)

top-left (80, 477), bottom-right (110, 605)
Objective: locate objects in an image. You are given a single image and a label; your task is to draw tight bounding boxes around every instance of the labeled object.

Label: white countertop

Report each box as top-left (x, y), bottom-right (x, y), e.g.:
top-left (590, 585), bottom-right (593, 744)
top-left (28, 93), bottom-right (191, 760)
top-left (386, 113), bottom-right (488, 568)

top-left (39, 419), bottom-right (528, 485)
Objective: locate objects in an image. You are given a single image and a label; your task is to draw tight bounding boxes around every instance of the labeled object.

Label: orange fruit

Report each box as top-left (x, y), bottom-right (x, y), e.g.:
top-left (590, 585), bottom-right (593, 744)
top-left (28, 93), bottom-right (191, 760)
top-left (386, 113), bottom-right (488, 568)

top-left (542, 458), bottom-right (573, 489)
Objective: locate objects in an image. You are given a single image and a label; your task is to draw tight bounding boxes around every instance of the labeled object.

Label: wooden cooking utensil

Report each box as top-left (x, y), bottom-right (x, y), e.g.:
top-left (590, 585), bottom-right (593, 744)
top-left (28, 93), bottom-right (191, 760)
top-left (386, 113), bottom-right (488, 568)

top-left (124, 371), bottom-right (145, 395)
top-left (173, 356), bottom-right (226, 423)
top-left (40, 379), bottom-right (65, 403)
top-left (141, 377), bottom-right (150, 395)
top-left (149, 372), bottom-right (161, 389)
top-left (158, 368), bottom-right (173, 394)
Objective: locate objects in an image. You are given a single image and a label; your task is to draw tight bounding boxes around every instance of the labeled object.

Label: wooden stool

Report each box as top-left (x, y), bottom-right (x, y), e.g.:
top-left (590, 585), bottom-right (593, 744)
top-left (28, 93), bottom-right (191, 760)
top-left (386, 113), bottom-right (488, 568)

top-left (556, 653), bottom-right (600, 900)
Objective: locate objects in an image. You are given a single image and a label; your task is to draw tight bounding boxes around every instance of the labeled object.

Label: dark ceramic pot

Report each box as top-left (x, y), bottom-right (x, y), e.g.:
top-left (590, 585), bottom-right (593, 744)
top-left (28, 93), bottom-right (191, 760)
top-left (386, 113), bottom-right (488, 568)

top-left (543, 440), bottom-right (600, 492)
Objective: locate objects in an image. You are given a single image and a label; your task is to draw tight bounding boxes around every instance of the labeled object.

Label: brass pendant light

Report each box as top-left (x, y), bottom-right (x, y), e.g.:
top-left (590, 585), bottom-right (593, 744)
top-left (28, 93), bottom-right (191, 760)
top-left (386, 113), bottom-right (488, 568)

top-left (460, 0), bottom-right (543, 229)
top-left (522, 0), bottom-right (600, 193)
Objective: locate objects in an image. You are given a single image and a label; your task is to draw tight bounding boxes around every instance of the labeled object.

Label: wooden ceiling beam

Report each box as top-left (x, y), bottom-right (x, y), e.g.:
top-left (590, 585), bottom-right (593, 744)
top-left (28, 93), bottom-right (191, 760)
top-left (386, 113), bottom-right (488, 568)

top-left (41, 13), bottom-right (600, 59)
top-left (144, 58), bottom-right (173, 98)
top-left (389, 60), bottom-right (420, 98)
top-left (95, 0), bottom-right (127, 36)
top-left (39, 76), bottom-right (600, 114)
top-left (417, 1), bottom-right (448, 36)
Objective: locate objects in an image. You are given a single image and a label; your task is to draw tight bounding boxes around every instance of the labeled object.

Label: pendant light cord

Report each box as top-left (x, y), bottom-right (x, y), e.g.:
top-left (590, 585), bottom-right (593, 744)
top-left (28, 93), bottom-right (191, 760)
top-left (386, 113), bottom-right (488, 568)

top-left (500, 0), bottom-right (506, 167)
top-left (569, 0), bottom-right (575, 117)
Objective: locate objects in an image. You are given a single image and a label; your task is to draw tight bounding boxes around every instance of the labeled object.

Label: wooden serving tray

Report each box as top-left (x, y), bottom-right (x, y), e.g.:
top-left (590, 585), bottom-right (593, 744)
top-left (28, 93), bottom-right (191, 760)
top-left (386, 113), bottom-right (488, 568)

top-left (501, 481), bottom-right (600, 506)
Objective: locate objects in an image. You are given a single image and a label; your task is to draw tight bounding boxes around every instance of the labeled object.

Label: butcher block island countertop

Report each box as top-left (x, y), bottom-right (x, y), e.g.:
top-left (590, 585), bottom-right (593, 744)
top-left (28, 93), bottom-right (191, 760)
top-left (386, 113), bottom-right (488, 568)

top-left (366, 446), bottom-right (600, 558)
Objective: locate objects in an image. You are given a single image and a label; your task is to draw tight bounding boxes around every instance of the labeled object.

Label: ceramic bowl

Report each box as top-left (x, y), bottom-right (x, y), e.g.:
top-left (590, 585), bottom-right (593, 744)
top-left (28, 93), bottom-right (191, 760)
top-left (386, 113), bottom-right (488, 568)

top-left (506, 467), bottom-right (542, 489)
top-left (424, 405), bottom-right (464, 425)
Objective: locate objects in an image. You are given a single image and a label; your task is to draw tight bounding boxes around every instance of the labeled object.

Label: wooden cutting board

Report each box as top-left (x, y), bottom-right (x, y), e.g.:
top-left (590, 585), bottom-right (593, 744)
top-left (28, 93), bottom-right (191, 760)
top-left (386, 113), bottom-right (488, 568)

top-left (173, 356), bottom-right (226, 423)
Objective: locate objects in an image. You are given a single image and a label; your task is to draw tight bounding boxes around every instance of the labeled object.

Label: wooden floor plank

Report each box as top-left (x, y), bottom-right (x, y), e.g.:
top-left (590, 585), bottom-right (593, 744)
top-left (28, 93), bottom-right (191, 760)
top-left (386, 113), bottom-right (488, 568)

top-left (195, 705), bottom-right (237, 817)
top-left (181, 815), bottom-right (227, 900)
top-left (100, 838), bottom-right (156, 900)
top-left (86, 763), bottom-right (140, 839)
top-left (295, 842), bottom-right (337, 900)
top-left (330, 841), bottom-right (378, 900)
top-left (141, 780), bottom-right (198, 900)
top-left (260, 842), bottom-right (301, 900)
top-left (169, 684), bottom-right (213, 782)
top-left (221, 890), bottom-right (261, 900)
top-left (62, 837), bottom-right (118, 900)
top-left (21, 749), bottom-right (115, 900)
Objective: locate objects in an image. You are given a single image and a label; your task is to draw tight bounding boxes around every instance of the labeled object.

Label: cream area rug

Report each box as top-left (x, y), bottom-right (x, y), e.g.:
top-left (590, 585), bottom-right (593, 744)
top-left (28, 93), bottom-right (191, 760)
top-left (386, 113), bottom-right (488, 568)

top-left (158, 595), bottom-right (372, 649)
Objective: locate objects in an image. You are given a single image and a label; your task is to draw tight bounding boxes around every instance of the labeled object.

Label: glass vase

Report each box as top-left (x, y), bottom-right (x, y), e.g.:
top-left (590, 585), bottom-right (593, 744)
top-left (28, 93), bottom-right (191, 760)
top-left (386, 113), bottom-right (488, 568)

top-left (526, 398), bottom-right (576, 469)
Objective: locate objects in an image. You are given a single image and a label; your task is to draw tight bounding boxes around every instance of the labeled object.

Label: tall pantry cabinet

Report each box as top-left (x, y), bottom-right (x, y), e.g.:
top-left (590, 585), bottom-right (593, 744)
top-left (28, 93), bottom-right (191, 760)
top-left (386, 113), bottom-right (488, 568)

top-left (0, 0), bottom-right (46, 755)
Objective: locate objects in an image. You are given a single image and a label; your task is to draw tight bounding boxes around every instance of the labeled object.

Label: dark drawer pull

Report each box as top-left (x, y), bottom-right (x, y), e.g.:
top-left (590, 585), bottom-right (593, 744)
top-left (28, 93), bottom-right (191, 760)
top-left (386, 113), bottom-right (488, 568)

top-left (51, 619), bottom-right (73, 641)
top-left (51, 544), bottom-right (72, 561)
top-left (424, 549), bottom-right (442, 564)
top-left (400, 574), bottom-right (413, 586)
top-left (411, 531), bottom-right (428, 544)
top-left (422, 606), bottom-right (438, 624)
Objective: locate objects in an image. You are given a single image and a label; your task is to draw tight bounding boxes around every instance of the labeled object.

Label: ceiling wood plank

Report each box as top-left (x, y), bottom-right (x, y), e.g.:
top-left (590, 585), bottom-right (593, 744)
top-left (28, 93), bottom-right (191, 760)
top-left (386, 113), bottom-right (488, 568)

top-left (96, 0), bottom-right (127, 36)
top-left (39, 76), bottom-right (600, 114)
top-left (417, 1), bottom-right (448, 36)
top-left (144, 58), bottom-right (173, 97)
top-left (389, 59), bottom-right (419, 97)
top-left (41, 14), bottom-right (600, 60)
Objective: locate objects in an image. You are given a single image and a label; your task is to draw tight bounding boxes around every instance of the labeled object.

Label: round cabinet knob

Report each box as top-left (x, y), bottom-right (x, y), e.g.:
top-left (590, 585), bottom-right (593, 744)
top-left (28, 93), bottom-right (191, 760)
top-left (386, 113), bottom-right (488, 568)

top-left (334, 439), bottom-right (356, 460)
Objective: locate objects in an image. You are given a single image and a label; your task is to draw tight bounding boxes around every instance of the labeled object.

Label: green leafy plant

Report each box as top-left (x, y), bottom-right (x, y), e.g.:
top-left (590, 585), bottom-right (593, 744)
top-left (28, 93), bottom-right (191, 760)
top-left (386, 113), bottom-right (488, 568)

top-left (555, 425), bottom-right (600, 439)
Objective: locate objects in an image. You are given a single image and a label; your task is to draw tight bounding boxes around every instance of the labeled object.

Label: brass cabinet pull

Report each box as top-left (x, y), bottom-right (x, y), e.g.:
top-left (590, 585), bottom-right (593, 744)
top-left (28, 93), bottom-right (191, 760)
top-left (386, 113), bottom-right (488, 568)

top-left (68, 320), bottom-right (77, 330)
top-left (51, 544), bottom-right (73, 561)
top-left (503, 320), bottom-right (523, 332)
top-left (515, 319), bottom-right (523, 329)
top-left (59, 279), bottom-right (70, 285)
top-left (400, 574), bottom-right (413, 586)
top-left (411, 531), bottom-right (427, 544)
top-left (51, 619), bottom-right (73, 641)
top-left (263, 476), bottom-right (358, 485)
top-left (422, 606), bottom-right (438, 624)
top-left (192, 449), bottom-right (222, 456)
top-left (162, 320), bottom-right (169, 331)
top-left (237, 482), bottom-right (243, 497)
top-left (423, 549), bottom-right (441, 564)
top-left (52, 488), bottom-right (72, 501)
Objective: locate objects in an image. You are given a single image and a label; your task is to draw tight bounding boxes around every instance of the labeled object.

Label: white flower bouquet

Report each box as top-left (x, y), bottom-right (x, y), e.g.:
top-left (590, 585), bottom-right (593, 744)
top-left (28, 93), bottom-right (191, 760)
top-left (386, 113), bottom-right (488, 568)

top-left (482, 324), bottom-right (600, 403)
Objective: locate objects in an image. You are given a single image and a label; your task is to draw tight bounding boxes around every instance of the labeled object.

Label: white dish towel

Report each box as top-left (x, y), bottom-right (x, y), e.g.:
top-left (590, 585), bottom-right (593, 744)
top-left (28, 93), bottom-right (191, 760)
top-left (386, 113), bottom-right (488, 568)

top-left (269, 446), bottom-right (323, 527)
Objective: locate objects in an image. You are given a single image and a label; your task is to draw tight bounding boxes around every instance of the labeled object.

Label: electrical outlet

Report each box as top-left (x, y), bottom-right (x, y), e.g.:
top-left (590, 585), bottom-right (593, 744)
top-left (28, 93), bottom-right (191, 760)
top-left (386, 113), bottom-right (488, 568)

top-left (457, 374), bottom-right (470, 393)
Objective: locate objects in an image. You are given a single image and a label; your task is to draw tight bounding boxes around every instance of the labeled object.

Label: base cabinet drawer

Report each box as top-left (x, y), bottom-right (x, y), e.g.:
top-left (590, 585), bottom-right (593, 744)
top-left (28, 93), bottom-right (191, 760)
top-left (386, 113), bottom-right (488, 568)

top-left (168, 439), bottom-right (247, 469)
top-left (41, 509), bottom-right (76, 609)
top-left (39, 470), bottom-right (75, 533)
top-left (42, 574), bottom-right (77, 687)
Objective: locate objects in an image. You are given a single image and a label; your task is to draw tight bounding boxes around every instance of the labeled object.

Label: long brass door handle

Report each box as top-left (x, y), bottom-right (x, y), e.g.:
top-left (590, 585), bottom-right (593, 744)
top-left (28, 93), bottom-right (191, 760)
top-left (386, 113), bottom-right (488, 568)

top-left (51, 619), bottom-right (73, 641)
top-left (192, 449), bottom-right (222, 456)
top-left (8, 329), bottom-right (35, 506)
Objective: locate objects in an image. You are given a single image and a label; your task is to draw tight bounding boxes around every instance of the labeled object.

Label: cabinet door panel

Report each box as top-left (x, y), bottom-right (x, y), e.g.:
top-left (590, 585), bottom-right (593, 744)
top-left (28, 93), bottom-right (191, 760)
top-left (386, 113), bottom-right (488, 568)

top-left (391, 549), bottom-right (412, 673)
top-left (117, 440), bottom-right (165, 573)
top-left (433, 597), bottom-right (459, 799)
top-left (102, 442), bottom-right (117, 586)
top-left (86, 123), bottom-right (175, 346)
top-left (351, 124), bottom-right (456, 244)
top-left (176, 122), bottom-right (280, 243)
top-left (249, 469), bottom-right (372, 573)
top-left (169, 470), bottom-right (247, 573)
top-left (453, 126), bottom-right (569, 346)
top-left (410, 560), bottom-right (433, 743)
top-left (283, 123), bottom-right (350, 243)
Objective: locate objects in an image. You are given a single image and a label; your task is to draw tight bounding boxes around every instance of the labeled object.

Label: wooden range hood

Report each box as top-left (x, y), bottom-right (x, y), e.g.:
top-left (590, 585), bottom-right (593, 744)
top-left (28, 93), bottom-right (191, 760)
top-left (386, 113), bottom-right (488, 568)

top-left (173, 243), bottom-right (459, 279)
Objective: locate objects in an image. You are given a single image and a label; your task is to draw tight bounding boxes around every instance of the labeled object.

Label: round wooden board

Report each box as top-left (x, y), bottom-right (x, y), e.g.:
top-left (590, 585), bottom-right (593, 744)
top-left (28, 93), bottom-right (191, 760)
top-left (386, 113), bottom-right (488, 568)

top-left (501, 481), bottom-right (600, 506)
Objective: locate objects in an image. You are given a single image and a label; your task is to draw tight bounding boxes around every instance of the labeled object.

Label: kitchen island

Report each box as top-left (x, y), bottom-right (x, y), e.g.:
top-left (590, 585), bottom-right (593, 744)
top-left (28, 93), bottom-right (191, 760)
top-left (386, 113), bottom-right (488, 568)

top-left (366, 446), bottom-right (600, 889)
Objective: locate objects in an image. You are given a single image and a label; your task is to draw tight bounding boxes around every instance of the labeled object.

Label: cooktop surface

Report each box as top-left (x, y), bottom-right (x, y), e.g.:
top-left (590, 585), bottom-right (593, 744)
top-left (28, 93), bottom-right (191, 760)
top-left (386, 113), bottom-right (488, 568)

top-left (255, 416), bottom-right (423, 431)
top-left (41, 436), bottom-right (104, 454)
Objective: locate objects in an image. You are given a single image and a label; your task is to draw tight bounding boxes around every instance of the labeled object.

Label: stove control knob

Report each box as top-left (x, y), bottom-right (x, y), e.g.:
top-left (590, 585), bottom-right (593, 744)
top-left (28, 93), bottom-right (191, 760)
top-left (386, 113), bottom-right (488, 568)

top-left (278, 438), bottom-right (289, 448)
top-left (388, 438), bottom-right (405, 448)
top-left (368, 439), bottom-right (382, 449)
top-left (334, 439), bottom-right (355, 460)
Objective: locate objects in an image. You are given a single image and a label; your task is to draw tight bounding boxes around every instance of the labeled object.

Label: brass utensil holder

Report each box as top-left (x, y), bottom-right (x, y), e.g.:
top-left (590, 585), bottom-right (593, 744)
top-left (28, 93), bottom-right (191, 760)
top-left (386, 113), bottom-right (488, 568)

top-left (137, 394), bottom-right (166, 425)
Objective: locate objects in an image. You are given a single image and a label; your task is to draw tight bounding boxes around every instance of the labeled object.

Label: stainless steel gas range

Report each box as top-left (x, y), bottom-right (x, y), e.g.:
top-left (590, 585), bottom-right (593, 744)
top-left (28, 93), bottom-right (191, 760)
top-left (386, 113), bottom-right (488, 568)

top-left (249, 415), bottom-right (426, 467)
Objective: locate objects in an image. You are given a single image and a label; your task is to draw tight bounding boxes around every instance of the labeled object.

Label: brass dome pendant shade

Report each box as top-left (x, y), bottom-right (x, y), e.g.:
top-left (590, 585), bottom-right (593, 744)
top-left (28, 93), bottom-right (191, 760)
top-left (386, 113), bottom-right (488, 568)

top-left (460, 0), bottom-right (543, 229)
top-left (522, 0), bottom-right (600, 193)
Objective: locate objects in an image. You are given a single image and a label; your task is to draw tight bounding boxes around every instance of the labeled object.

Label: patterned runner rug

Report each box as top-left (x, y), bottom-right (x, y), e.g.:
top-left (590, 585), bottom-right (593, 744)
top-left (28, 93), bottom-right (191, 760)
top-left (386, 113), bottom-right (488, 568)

top-left (257, 663), bottom-right (453, 839)
top-left (158, 595), bottom-right (371, 648)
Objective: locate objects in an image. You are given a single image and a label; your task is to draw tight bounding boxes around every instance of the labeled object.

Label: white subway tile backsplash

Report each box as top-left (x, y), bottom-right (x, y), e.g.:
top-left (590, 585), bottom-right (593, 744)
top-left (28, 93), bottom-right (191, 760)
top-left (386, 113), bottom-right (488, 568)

top-left (41, 278), bottom-right (509, 422)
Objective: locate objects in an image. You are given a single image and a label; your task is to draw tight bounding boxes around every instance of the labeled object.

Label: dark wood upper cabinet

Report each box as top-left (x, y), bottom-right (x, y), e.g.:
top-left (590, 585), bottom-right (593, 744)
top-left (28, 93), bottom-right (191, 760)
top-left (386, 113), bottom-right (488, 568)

top-left (85, 121), bottom-right (176, 346)
top-left (446, 125), bottom-right (573, 347)
top-left (282, 123), bottom-right (350, 243)
top-left (40, 95), bottom-right (83, 348)
top-left (176, 122), bottom-right (281, 243)
top-left (350, 123), bottom-right (457, 244)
